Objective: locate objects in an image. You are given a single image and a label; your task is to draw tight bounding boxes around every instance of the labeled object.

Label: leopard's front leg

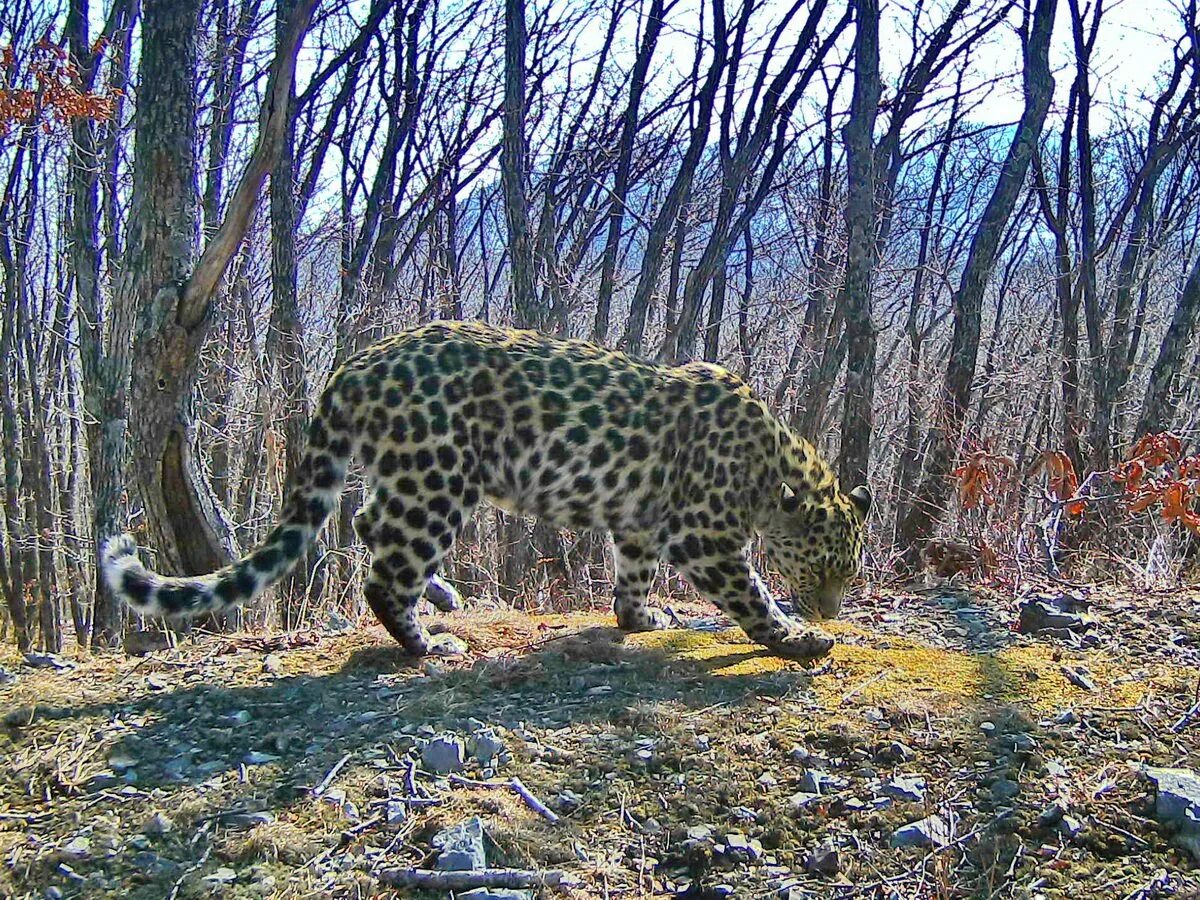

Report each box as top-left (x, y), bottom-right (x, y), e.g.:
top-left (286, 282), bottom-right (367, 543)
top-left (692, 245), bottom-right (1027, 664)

top-left (667, 536), bottom-right (834, 662)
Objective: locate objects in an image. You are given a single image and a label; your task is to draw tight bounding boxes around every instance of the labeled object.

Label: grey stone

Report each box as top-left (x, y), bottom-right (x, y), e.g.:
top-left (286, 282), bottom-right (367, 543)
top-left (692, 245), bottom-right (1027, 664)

top-left (1059, 815), bottom-right (1084, 839)
top-left (1038, 803), bottom-right (1065, 827)
top-left (242, 751), bottom-right (279, 766)
top-left (686, 824), bottom-right (714, 841)
top-left (385, 801), bottom-right (407, 827)
top-left (458, 891), bottom-right (532, 900)
top-left (422, 733), bottom-right (466, 774)
top-left (44, 887), bottom-right (63, 899)
top-left (556, 789), bottom-right (583, 812)
top-left (786, 792), bottom-right (822, 813)
top-left (884, 776), bottom-right (927, 803)
top-left (799, 769), bottom-right (848, 794)
top-left (804, 841), bottom-right (840, 875)
top-left (876, 741), bottom-right (915, 764)
top-left (262, 654), bottom-right (284, 675)
top-left (991, 778), bottom-right (1020, 801)
top-left (219, 811), bottom-right (275, 829)
top-left (433, 816), bottom-right (488, 871)
top-left (1145, 767), bottom-right (1200, 861)
top-left (142, 813), bottom-right (174, 836)
top-left (23, 652), bottom-right (74, 670)
top-left (720, 832), bottom-right (763, 863)
top-left (891, 814), bottom-right (956, 849)
top-left (202, 867), bottom-right (238, 888)
top-left (1017, 600), bottom-right (1089, 636)
top-left (467, 721), bottom-right (508, 766)
top-left (60, 836), bottom-right (91, 861)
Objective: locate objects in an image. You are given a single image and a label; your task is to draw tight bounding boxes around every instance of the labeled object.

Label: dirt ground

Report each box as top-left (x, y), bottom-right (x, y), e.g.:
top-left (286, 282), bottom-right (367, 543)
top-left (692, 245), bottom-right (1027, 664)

top-left (2, 580), bottom-right (1198, 899)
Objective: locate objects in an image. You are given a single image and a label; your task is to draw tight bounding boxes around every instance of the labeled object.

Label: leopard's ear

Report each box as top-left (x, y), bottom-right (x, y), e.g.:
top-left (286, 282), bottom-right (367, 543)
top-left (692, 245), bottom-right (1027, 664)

top-left (848, 484), bottom-right (872, 518)
top-left (780, 482), bottom-right (800, 513)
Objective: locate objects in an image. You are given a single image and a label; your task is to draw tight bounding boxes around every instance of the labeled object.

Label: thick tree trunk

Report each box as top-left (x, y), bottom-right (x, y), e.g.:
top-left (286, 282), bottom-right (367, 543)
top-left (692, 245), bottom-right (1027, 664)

top-left (124, 0), bottom-right (314, 587)
top-left (837, 0), bottom-right (881, 489)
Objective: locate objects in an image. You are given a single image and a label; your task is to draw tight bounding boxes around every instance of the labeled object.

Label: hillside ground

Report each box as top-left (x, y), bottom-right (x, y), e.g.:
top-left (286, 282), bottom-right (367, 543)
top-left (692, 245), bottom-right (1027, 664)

top-left (1, 580), bottom-right (1198, 899)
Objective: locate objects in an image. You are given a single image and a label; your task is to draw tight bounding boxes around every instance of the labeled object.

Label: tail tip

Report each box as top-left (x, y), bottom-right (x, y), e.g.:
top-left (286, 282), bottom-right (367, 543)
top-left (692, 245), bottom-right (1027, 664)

top-left (102, 534), bottom-right (139, 567)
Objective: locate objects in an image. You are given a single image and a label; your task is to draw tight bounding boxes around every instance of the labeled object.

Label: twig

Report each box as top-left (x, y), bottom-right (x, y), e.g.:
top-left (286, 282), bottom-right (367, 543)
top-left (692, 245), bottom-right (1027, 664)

top-left (311, 752), bottom-right (352, 798)
top-left (1170, 698), bottom-right (1200, 733)
top-left (378, 867), bottom-right (573, 890)
top-left (448, 774), bottom-right (560, 824)
top-left (1121, 869), bottom-right (1173, 900)
top-left (842, 670), bottom-right (888, 702)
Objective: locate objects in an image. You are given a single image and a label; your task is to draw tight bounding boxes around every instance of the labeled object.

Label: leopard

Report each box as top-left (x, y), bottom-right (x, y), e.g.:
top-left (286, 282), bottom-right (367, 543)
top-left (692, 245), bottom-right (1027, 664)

top-left (102, 320), bottom-right (871, 662)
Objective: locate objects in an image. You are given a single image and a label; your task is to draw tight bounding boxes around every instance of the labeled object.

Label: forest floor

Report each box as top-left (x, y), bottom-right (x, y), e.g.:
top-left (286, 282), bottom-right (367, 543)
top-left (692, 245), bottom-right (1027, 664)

top-left (1, 579), bottom-right (1199, 899)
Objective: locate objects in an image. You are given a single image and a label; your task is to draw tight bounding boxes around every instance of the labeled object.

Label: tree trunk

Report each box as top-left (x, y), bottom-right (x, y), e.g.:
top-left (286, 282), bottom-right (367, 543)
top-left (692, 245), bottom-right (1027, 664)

top-left (124, 0), bottom-right (314, 587)
top-left (837, 0), bottom-right (881, 489)
top-left (895, 0), bottom-right (1056, 564)
top-left (1138, 252), bottom-right (1200, 436)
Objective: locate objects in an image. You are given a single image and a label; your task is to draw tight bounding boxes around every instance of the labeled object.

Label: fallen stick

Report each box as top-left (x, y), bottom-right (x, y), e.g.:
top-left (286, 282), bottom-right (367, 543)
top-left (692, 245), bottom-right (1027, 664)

top-left (1170, 698), bottom-right (1200, 733)
top-left (311, 752), bottom-right (352, 798)
top-left (378, 867), bottom-right (572, 890)
top-left (448, 774), bottom-right (561, 824)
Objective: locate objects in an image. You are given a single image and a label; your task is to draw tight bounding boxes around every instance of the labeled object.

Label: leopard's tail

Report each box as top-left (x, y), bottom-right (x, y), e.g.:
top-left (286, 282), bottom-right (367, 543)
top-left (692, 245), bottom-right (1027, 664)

top-left (101, 385), bottom-right (352, 619)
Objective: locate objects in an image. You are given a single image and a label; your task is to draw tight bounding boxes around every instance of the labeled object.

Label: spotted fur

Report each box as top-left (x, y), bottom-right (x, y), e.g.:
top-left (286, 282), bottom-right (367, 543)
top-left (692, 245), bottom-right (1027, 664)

top-left (102, 321), bottom-right (870, 661)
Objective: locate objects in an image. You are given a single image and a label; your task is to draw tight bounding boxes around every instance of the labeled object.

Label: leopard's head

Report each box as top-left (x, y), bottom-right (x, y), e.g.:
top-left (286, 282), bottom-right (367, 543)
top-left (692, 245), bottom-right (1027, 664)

top-left (762, 481), bottom-right (870, 621)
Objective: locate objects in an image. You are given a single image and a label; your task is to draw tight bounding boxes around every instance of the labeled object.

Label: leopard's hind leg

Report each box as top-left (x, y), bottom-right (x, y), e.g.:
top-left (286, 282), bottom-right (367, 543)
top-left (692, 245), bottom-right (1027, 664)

top-left (355, 485), bottom-right (472, 654)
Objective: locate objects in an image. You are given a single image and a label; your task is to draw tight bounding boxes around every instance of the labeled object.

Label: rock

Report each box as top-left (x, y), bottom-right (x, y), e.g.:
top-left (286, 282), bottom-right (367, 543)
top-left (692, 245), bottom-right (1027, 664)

top-left (23, 652), bottom-right (75, 670)
top-left (324, 610), bottom-right (354, 633)
top-left (891, 814), bottom-right (955, 849)
top-left (1058, 815), bottom-right (1084, 839)
top-left (884, 776), bottom-right (926, 803)
top-left (142, 813), bottom-right (174, 836)
top-left (263, 654), bottom-right (284, 674)
top-left (385, 800), bottom-right (408, 827)
top-left (804, 841), bottom-right (840, 875)
top-left (202, 867), bottom-right (238, 889)
top-left (641, 817), bottom-right (663, 835)
top-left (1003, 733), bottom-right (1036, 753)
top-left (730, 806), bottom-right (758, 823)
top-left (556, 790), bottom-right (583, 812)
top-left (243, 751), bottom-right (279, 766)
top-left (876, 741), bottom-right (915, 764)
top-left (990, 778), bottom-right (1020, 801)
top-left (1017, 600), bottom-right (1090, 637)
top-left (4, 705), bottom-right (37, 728)
top-left (979, 721), bottom-right (996, 735)
top-left (429, 633), bottom-right (469, 657)
top-left (1038, 803), bottom-right (1066, 827)
top-left (220, 811), bottom-right (275, 829)
top-left (799, 769), bottom-right (848, 795)
top-left (433, 816), bottom-right (488, 871)
top-left (107, 752), bottom-right (136, 772)
top-left (467, 720), bottom-right (508, 766)
top-left (458, 891), bottom-right (532, 900)
top-left (45, 887), bottom-right (63, 899)
top-left (60, 836), bottom-right (91, 861)
top-left (787, 744), bottom-right (811, 763)
top-left (1051, 710), bottom-right (1078, 726)
top-left (686, 824), bottom-right (714, 841)
top-left (219, 710), bottom-right (252, 727)
top-left (321, 788), bottom-right (360, 820)
top-left (1144, 767), bottom-right (1200, 861)
top-left (0, 666), bottom-right (16, 685)
top-left (786, 792), bottom-right (822, 814)
top-left (1060, 665), bottom-right (1096, 692)
top-left (719, 832), bottom-right (763, 863)
top-left (422, 733), bottom-right (466, 774)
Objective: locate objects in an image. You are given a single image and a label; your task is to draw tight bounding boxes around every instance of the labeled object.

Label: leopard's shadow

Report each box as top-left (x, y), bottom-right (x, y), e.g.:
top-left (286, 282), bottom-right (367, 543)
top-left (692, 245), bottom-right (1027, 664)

top-left (23, 625), bottom-right (822, 814)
